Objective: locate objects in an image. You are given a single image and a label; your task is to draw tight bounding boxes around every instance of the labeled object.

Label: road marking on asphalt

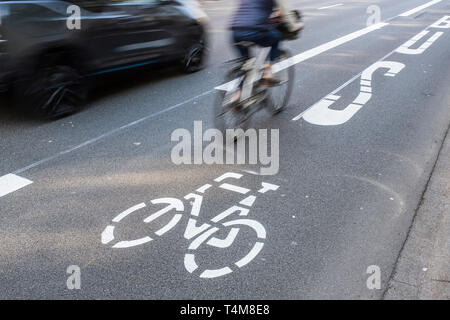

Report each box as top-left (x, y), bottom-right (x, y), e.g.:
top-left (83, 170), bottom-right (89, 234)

top-left (318, 3), bottom-right (343, 10)
top-left (299, 61), bottom-right (405, 125)
top-left (215, 22), bottom-right (389, 91)
top-left (399, 0), bottom-right (442, 17)
top-left (219, 183), bottom-right (251, 194)
top-left (0, 174), bottom-right (33, 198)
top-left (4, 1), bottom-right (445, 190)
top-left (396, 30), bottom-right (444, 55)
top-left (292, 15), bottom-right (447, 124)
top-left (11, 90), bottom-right (213, 176)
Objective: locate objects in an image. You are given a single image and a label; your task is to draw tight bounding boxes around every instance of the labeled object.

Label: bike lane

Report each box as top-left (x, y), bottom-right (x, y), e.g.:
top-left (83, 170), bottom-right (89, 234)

top-left (0, 9), bottom-right (449, 299)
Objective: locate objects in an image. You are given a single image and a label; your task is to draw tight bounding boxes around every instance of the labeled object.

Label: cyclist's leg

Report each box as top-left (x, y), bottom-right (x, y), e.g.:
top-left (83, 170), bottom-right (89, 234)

top-left (232, 29), bottom-right (253, 60)
top-left (235, 28), bottom-right (282, 85)
top-left (265, 28), bottom-right (282, 63)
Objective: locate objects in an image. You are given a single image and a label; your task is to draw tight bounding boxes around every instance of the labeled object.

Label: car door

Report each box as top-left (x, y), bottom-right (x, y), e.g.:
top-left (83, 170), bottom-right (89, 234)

top-left (81, 0), bottom-right (180, 69)
top-left (109, 0), bottom-right (181, 63)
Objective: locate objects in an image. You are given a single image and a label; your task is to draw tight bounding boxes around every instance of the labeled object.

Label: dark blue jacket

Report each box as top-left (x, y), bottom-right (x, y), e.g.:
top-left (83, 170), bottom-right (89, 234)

top-left (230, 0), bottom-right (275, 30)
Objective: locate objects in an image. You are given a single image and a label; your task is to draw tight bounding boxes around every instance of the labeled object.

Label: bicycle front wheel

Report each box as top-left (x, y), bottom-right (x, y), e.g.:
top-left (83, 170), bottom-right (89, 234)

top-left (267, 49), bottom-right (294, 114)
top-left (214, 66), bottom-right (248, 135)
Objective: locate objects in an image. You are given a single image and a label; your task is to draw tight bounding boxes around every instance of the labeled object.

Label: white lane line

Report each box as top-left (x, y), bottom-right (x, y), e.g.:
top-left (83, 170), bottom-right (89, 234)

top-left (3, 0), bottom-right (444, 186)
top-left (318, 3), bottom-right (343, 10)
top-left (0, 174), bottom-right (33, 198)
top-left (215, 22), bottom-right (388, 91)
top-left (399, 0), bottom-right (442, 17)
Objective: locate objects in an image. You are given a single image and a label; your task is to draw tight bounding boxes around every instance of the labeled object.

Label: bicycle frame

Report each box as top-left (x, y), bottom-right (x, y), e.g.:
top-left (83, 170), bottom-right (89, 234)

top-left (240, 47), bottom-right (271, 107)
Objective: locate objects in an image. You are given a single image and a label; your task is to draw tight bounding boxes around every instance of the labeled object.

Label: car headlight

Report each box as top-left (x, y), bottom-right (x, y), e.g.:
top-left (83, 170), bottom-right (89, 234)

top-left (0, 4), bottom-right (10, 21)
top-left (0, 4), bottom-right (10, 43)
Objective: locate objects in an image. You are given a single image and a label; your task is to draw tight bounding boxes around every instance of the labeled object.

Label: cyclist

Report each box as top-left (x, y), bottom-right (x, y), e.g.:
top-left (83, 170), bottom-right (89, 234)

top-left (230, 0), bottom-right (303, 88)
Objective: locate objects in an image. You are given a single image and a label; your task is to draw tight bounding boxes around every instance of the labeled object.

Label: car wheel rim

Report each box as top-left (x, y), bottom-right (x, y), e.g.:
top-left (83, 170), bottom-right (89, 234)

top-left (26, 66), bottom-right (84, 118)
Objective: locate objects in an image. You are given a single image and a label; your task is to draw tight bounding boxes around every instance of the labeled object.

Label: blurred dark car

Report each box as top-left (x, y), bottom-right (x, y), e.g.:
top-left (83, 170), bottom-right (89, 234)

top-left (0, 0), bottom-right (208, 118)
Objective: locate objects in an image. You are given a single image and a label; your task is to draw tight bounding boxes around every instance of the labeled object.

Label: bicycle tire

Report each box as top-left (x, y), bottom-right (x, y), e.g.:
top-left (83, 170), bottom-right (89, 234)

top-left (214, 67), bottom-right (249, 137)
top-left (266, 49), bottom-right (294, 114)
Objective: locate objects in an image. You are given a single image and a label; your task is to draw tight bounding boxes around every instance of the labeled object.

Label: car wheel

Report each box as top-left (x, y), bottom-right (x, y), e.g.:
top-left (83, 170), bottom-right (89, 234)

top-left (14, 57), bottom-right (87, 120)
top-left (182, 40), bottom-right (206, 73)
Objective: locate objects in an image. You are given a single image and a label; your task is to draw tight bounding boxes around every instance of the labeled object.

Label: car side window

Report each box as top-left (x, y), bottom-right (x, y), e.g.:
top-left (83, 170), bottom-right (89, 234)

top-left (68, 0), bottom-right (109, 12)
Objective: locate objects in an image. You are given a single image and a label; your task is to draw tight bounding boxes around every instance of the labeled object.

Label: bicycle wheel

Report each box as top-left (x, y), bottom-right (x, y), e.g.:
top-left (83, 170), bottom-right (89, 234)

top-left (184, 218), bottom-right (266, 278)
top-left (214, 64), bottom-right (249, 136)
top-left (266, 49), bottom-right (294, 114)
top-left (101, 198), bottom-right (184, 249)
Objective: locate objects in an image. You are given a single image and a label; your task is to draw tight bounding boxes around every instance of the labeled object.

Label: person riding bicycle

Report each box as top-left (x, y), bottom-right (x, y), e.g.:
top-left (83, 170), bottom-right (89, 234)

top-left (230, 0), bottom-right (303, 87)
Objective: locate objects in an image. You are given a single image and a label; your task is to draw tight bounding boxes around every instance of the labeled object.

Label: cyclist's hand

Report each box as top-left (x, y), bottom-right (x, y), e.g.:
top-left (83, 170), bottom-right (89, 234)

top-left (269, 9), bottom-right (283, 24)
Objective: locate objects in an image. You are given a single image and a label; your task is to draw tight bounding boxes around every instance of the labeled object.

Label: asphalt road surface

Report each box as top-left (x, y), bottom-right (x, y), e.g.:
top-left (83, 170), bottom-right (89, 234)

top-left (0, 0), bottom-right (449, 299)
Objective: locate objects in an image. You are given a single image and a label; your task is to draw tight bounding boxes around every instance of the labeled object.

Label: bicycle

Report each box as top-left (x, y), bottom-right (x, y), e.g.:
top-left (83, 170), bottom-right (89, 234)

top-left (100, 172), bottom-right (279, 279)
top-left (214, 12), bottom-right (302, 134)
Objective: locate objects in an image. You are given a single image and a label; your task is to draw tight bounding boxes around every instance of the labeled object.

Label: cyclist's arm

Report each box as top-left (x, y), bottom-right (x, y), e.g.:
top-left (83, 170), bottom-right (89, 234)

top-left (274, 0), bottom-right (304, 32)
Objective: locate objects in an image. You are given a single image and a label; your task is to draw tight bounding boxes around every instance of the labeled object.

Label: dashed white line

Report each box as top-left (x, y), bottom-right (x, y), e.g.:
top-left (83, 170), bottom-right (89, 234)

top-left (318, 3), bottom-right (343, 10)
top-left (0, 174), bottom-right (33, 198)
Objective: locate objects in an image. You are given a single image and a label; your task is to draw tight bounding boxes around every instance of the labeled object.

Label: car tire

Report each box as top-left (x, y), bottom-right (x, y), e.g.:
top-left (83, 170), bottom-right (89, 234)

top-left (182, 39), bottom-right (207, 73)
top-left (14, 54), bottom-right (88, 120)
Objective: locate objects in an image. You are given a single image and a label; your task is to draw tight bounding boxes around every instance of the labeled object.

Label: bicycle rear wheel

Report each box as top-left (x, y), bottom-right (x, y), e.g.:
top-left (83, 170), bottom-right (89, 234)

top-left (266, 49), bottom-right (294, 114)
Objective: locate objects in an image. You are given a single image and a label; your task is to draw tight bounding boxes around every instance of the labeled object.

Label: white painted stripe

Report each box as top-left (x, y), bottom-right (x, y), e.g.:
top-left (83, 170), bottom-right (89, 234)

top-left (184, 254), bottom-right (198, 273)
top-left (101, 225), bottom-right (115, 244)
top-left (206, 228), bottom-right (240, 248)
top-left (188, 227), bottom-right (219, 250)
top-left (399, 0), bottom-right (441, 17)
top-left (211, 206), bottom-right (249, 223)
top-left (327, 94), bottom-right (341, 101)
top-left (239, 195), bottom-right (257, 207)
top-left (112, 236), bottom-right (152, 248)
top-left (274, 23), bottom-right (388, 72)
top-left (196, 184), bottom-right (212, 193)
top-left (223, 219), bottom-right (267, 239)
top-left (235, 242), bottom-right (264, 268)
top-left (318, 3), bottom-right (343, 10)
top-left (353, 92), bottom-right (371, 105)
top-left (112, 203), bottom-right (146, 223)
top-left (0, 174), bottom-right (33, 198)
top-left (216, 23), bottom-right (389, 91)
top-left (219, 183), bottom-right (250, 194)
top-left (214, 172), bottom-right (242, 182)
top-left (200, 267), bottom-right (233, 278)
top-left (155, 214), bottom-right (182, 236)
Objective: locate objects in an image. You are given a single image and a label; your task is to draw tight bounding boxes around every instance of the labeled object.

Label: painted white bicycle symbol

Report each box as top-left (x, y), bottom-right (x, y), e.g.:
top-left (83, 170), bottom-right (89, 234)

top-left (101, 172), bottom-right (279, 278)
